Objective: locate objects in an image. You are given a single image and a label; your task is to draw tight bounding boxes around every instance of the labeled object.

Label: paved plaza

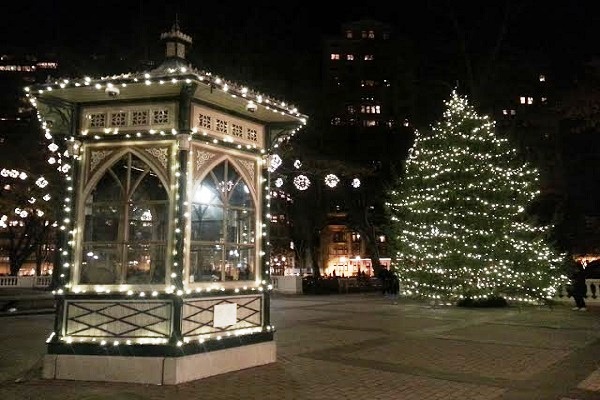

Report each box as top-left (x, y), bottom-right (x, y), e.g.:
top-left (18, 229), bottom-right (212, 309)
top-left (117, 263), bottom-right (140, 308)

top-left (1, 293), bottom-right (600, 399)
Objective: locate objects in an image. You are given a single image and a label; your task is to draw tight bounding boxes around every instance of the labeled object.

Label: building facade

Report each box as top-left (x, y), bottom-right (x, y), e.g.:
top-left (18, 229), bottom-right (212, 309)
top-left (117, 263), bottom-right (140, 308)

top-left (316, 20), bottom-right (412, 275)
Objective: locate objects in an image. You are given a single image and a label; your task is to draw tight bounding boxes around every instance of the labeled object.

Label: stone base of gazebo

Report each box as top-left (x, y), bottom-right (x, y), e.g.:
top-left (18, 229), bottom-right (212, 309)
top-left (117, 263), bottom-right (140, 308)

top-left (42, 340), bottom-right (276, 384)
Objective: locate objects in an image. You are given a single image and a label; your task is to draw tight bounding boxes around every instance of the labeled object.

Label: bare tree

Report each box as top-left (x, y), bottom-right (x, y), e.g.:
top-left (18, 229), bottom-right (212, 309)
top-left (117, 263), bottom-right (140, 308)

top-left (0, 168), bottom-right (57, 275)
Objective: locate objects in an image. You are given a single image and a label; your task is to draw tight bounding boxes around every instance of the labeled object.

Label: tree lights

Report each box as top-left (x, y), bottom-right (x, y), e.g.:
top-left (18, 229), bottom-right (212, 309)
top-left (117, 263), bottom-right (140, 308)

top-left (386, 91), bottom-right (568, 304)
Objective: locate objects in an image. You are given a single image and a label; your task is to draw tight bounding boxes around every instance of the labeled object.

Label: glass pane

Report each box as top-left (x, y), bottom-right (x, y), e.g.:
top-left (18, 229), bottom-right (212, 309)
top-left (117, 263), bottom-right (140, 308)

top-left (84, 204), bottom-right (121, 242)
top-left (212, 162), bottom-right (226, 184)
top-left (192, 182), bottom-right (222, 206)
top-left (191, 204), bottom-right (223, 241)
top-left (238, 246), bottom-right (255, 281)
top-left (90, 164), bottom-right (123, 202)
top-left (189, 244), bottom-right (223, 282)
top-left (80, 244), bottom-right (120, 284)
top-left (130, 166), bottom-right (167, 202)
top-left (81, 152), bottom-right (169, 286)
top-left (225, 246), bottom-right (254, 281)
top-left (125, 243), bottom-right (166, 284)
top-left (128, 203), bottom-right (168, 242)
top-left (226, 209), bottom-right (255, 244)
top-left (229, 180), bottom-right (253, 207)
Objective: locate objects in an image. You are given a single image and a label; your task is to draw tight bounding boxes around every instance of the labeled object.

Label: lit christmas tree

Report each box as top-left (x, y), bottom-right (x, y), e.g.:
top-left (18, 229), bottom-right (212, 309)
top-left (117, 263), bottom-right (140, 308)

top-left (386, 91), bottom-right (568, 304)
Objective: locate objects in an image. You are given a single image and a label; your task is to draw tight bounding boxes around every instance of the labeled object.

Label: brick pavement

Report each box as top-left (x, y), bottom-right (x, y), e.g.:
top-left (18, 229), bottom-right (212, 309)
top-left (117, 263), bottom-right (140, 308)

top-left (1, 293), bottom-right (600, 399)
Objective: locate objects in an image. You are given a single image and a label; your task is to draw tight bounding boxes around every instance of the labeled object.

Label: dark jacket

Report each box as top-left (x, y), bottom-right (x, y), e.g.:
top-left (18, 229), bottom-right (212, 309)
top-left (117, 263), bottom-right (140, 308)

top-left (389, 274), bottom-right (400, 295)
top-left (571, 264), bottom-right (587, 296)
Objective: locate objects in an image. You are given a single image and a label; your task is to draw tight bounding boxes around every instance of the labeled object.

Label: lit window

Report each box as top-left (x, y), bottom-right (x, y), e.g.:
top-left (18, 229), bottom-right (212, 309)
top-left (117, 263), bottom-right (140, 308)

top-left (330, 53), bottom-right (340, 60)
top-left (346, 54), bottom-right (354, 61)
top-left (345, 30), bottom-right (353, 39)
top-left (361, 30), bottom-right (367, 38)
top-left (331, 117), bottom-right (341, 126)
top-left (333, 232), bottom-right (345, 242)
top-left (364, 120), bottom-right (377, 127)
top-left (190, 160), bottom-right (256, 283)
top-left (347, 105), bottom-right (356, 114)
top-left (81, 153), bottom-right (168, 285)
top-left (502, 109), bottom-right (508, 115)
top-left (541, 97), bottom-right (548, 103)
top-left (539, 74), bottom-right (546, 82)
top-left (379, 235), bottom-right (386, 242)
top-left (361, 105), bottom-right (381, 114)
top-left (351, 232), bottom-right (361, 242)
top-left (368, 30), bottom-right (375, 39)
top-left (527, 97), bottom-right (534, 105)
top-left (364, 54), bottom-right (374, 61)
top-left (37, 62), bottom-right (58, 69)
top-left (510, 109), bottom-right (516, 115)
top-left (520, 96), bottom-right (526, 104)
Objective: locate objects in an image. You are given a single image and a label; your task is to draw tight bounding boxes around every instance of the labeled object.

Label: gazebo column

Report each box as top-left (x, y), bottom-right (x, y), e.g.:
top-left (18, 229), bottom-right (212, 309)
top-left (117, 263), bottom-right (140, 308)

top-left (169, 84), bottom-right (195, 345)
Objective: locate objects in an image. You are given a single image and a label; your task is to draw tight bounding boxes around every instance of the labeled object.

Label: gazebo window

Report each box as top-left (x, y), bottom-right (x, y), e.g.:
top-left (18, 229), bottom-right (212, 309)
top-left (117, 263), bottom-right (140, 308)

top-left (190, 160), bottom-right (255, 282)
top-left (80, 153), bottom-right (169, 285)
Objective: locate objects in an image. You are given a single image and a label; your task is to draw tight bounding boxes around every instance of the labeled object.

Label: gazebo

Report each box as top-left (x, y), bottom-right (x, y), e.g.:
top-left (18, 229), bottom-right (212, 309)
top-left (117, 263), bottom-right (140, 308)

top-left (29, 23), bottom-right (306, 384)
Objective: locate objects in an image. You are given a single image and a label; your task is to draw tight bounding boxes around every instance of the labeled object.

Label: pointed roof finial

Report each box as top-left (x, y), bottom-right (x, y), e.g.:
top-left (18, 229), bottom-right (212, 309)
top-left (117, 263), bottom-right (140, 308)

top-left (173, 13), bottom-right (180, 31)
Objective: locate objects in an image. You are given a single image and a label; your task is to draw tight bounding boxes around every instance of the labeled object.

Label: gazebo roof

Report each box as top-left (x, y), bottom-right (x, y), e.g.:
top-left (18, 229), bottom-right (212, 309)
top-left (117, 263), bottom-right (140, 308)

top-left (27, 66), bottom-right (307, 126)
top-left (26, 23), bottom-right (307, 127)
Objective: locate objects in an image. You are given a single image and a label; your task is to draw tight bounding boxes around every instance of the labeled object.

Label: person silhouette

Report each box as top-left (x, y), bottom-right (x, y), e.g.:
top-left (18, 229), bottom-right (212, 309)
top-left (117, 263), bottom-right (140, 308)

top-left (389, 272), bottom-right (400, 304)
top-left (570, 262), bottom-right (587, 311)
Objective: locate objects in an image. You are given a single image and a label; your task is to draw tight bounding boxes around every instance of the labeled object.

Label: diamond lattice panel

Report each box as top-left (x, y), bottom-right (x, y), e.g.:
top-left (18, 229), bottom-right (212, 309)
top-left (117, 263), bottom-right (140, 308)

top-left (65, 300), bottom-right (172, 339)
top-left (182, 295), bottom-right (262, 337)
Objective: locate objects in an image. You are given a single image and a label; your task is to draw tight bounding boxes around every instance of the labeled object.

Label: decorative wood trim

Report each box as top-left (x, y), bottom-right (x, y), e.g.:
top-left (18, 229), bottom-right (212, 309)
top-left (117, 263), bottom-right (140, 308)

top-left (193, 149), bottom-right (218, 179)
top-left (145, 147), bottom-right (169, 170)
top-left (89, 150), bottom-right (113, 173)
top-left (236, 158), bottom-right (256, 193)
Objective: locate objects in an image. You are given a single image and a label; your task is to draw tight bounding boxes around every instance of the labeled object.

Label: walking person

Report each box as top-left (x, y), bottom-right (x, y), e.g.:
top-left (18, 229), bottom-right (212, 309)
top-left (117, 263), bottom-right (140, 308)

top-left (379, 269), bottom-right (390, 297)
top-left (389, 272), bottom-right (400, 304)
top-left (571, 261), bottom-right (587, 311)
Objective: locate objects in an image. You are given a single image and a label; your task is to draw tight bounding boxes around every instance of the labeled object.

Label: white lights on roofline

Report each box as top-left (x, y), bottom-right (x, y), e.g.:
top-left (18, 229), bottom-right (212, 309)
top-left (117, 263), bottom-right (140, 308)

top-left (26, 69), bottom-right (307, 124)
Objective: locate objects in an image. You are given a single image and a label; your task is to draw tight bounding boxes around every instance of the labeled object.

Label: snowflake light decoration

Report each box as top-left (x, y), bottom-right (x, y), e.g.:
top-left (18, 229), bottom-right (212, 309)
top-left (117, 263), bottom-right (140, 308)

top-left (293, 175), bottom-right (310, 191)
top-left (293, 160), bottom-right (302, 169)
top-left (36, 177), bottom-right (48, 188)
top-left (324, 174), bottom-right (340, 188)
top-left (274, 177), bottom-right (284, 188)
top-left (352, 178), bottom-right (361, 188)
top-left (268, 154), bottom-right (283, 172)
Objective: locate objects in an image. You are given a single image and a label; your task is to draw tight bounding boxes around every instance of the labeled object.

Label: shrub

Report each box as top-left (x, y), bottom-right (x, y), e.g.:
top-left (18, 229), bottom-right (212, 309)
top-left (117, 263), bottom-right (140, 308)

top-left (457, 296), bottom-right (508, 308)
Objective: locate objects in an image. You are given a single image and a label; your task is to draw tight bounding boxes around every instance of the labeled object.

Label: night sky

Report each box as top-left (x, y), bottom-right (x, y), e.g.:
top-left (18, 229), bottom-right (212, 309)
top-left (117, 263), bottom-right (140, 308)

top-left (2, 1), bottom-right (600, 216)
top-left (3, 1), bottom-right (597, 66)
